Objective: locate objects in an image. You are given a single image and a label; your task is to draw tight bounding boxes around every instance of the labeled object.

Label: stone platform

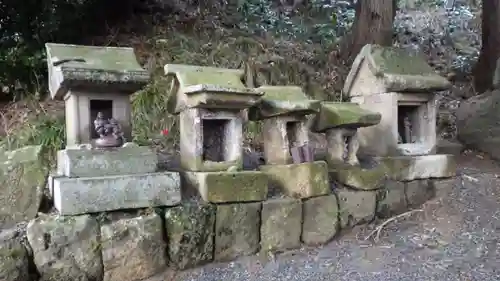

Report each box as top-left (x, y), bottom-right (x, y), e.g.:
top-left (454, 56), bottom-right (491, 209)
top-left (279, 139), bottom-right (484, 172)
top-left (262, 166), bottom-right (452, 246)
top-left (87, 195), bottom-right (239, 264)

top-left (182, 171), bottom-right (268, 203)
top-left (52, 172), bottom-right (181, 215)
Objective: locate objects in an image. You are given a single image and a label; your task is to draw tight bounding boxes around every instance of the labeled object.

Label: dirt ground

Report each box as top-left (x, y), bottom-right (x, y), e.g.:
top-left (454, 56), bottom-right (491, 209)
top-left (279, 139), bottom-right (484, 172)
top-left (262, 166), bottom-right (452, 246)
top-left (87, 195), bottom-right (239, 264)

top-left (148, 151), bottom-right (500, 281)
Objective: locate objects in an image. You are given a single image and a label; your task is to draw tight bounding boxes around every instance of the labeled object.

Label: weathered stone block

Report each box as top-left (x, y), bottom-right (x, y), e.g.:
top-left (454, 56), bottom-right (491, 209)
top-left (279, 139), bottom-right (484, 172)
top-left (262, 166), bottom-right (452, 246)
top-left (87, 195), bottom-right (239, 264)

top-left (376, 180), bottom-right (407, 218)
top-left (259, 162), bottom-right (330, 198)
top-left (27, 215), bottom-right (103, 281)
top-left (165, 203), bottom-right (215, 269)
top-left (247, 85), bottom-right (320, 121)
top-left (309, 102), bottom-right (381, 133)
top-left (405, 180), bottom-right (436, 208)
top-left (179, 108), bottom-right (244, 172)
top-left (301, 195), bottom-right (339, 245)
top-left (101, 214), bottom-right (167, 281)
top-left (53, 172), bottom-right (181, 215)
top-left (0, 145), bottom-right (47, 228)
top-left (381, 154), bottom-right (456, 181)
top-left (260, 198), bottom-right (302, 252)
top-left (0, 230), bottom-right (31, 281)
top-left (335, 188), bottom-right (376, 228)
top-left (182, 171), bottom-right (268, 203)
top-left (164, 64), bottom-right (263, 114)
top-left (215, 203), bottom-right (261, 261)
top-left (261, 116), bottom-right (310, 165)
top-left (57, 145), bottom-right (157, 177)
top-left (330, 163), bottom-right (387, 190)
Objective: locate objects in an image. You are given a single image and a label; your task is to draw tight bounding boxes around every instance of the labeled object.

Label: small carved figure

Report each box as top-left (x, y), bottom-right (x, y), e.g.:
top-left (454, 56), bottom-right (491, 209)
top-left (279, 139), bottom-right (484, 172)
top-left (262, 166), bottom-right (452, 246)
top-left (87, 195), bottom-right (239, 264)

top-left (93, 112), bottom-right (124, 148)
top-left (94, 112), bottom-right (108, 138)
top-left (108, 118), bottom-right (125, 141)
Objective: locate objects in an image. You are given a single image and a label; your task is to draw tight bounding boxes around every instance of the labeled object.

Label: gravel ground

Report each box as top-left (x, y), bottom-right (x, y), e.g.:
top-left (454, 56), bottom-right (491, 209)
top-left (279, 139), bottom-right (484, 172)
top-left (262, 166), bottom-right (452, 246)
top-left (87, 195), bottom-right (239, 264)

top-left (152, 152), bottom-right (500, 281)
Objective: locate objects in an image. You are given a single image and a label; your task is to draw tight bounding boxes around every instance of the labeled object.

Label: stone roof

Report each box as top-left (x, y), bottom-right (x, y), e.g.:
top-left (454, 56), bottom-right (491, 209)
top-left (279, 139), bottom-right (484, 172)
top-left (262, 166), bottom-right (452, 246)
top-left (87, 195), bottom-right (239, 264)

top-left (343, 44), bottom-right (451, 95)
top-left (164, 64), bottom-right (263, 114)
top-left (309, 102), bottom-right (381, 133)
top-left (248, 86), bottom-right (320, 120)
top-left (46, 43), bottom-right (150, 99)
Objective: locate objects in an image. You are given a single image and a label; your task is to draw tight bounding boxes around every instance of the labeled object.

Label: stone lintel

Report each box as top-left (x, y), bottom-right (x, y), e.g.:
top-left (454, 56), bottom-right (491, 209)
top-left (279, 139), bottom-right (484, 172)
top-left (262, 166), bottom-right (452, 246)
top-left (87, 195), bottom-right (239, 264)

top-left (53, 172), bottom-right (181, 215)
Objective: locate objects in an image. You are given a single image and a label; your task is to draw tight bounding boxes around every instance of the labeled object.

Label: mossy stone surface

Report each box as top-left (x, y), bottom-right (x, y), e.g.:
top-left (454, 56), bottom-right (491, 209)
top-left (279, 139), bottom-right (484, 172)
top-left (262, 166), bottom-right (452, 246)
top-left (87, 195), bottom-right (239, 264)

top-left (164, 64), bottom-right (263, 113)
top-left (100, 214), bottom-right (166, 281)
top-left (46, 43), bottom-right (150, 99)
top-left (215, 203), bottom-right (261, 261)
top-left (330, 163), bottom-right (387, 191)
top-left (301, 195), bottom-right (339, 245)
top-left (309, 102), bottom-right (381, 132)
top-left (164, 203), bottom-right (216, 270)
top-left (248, 85), bottom-right (321, 120)
top-left (376, 180), bottom-right (407, 218)
top-left (0, 232), bottom-right (31, 281)
top-left (335, 188), bottom-right (376, 228)
top-left (344, 44), bottom-right (452, 94)
top-left (0, 145), bottom-right (48, 228)
top-left (26, 214), bottom-right (103, 281)
top-left (183, 171), bottom-right (268, 203)
top-left (259, 161), bottom-right (330, 199)
top-left (260, 198), bottom-right (302, 252)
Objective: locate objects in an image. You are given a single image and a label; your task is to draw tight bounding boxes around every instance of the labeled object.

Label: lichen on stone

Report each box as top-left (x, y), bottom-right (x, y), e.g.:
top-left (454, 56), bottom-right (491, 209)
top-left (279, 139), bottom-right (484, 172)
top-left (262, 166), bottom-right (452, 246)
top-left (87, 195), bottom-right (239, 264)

top-left (309, 102), bottom-right (381, 132)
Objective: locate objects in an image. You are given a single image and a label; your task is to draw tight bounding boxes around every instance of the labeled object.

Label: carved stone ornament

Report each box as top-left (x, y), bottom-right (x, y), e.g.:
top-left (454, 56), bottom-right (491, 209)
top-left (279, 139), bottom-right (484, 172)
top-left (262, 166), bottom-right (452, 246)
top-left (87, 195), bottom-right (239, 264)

top-left (93, 112), bottom-right (125, 148)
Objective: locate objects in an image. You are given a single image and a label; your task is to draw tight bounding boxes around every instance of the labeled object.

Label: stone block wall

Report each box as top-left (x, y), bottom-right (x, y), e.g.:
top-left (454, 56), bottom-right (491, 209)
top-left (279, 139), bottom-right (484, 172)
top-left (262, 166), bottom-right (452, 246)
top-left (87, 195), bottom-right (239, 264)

top-left (0, 178), bottom-right (445, 281)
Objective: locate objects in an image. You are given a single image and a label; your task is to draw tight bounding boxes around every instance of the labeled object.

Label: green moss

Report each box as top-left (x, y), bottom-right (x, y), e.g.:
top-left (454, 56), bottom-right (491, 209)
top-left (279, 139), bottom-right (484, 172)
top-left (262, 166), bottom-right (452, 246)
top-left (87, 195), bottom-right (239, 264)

top-left (248, 85), bottom-right (321, 120)
top-left (309, 102), bottom-right (381, 132)
top-left (369, 44), bottom-right (438, 76)
top-left (203, 171), bottom-right (268, 202)
top-left (330, 163), bottom-right (387, 190)
top-left (259, 161), bottom-right (330, 198)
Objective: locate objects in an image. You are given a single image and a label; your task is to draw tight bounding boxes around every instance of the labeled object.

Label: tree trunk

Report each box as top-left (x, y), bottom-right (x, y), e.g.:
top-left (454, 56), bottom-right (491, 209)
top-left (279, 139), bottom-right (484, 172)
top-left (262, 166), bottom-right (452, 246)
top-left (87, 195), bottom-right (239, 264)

top-left (341, 0), bottom-right (396, 63)
top-left (473, 0), bottom-right (500, 94)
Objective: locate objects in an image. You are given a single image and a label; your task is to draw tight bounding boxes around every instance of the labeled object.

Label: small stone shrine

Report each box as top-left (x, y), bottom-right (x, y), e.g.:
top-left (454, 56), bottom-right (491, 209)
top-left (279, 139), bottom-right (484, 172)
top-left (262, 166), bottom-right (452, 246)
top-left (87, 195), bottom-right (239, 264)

top-left (46, 43), bottom-right (181, 215)
top-left (164, 64), bottom-right (269, 203)
top-left (308, 102), bottom-right (387, 191)
top-left (309, 102), bottom-right (381, 166)
top-left (248, 85), bottom-right (330, 198)
top-left (344, 44), bottom-right (451, 157)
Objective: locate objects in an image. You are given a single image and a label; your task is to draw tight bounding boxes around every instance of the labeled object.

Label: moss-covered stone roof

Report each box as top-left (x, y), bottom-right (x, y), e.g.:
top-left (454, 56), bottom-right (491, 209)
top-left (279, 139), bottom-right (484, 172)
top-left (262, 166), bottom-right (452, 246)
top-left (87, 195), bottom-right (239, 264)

top-left (343, 44), bottom-right (451, 95)
top-left (309, 102), bottom-right (381, 132)
top-left (164, 64), bottom-right (263, 114)
top-left (248, 86), bottom-right (321, 120)
top-left (46, 43), bottom-right (150, 99)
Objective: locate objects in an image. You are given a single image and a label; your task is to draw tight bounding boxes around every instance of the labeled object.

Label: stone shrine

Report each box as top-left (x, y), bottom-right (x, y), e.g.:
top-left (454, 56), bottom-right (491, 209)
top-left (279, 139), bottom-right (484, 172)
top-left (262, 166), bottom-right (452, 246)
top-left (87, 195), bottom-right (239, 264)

top-left (344, 44), bottom-right (451, 157)
top-left (249, 85), bottom-right (330, 198)
top-left (164, 64), bottom-right (269, 203)
top-left (45, 43), bottom-right (181, 215)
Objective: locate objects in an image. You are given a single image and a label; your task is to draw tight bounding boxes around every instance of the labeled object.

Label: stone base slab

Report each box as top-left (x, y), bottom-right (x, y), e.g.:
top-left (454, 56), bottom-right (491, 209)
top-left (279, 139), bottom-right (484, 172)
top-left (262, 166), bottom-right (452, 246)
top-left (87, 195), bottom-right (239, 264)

top-left (259, 161), bottom-right (330, 198)
top-left (379, 154), bottom-right (456, 181)
top-left (329, 163), bottom-right (387, 190)
top-left (53, 172), bottom-right (181, 215)
top-left (57, 145), bottom-right (157, 177)
top-left (182, 171), bottom-right (268, 203)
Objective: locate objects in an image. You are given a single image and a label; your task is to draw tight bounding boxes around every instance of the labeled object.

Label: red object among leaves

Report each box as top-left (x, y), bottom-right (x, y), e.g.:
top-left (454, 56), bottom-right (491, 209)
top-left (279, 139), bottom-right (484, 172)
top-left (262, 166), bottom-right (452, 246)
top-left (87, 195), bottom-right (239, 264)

top-left (161, 129), bottom-right (169, 136)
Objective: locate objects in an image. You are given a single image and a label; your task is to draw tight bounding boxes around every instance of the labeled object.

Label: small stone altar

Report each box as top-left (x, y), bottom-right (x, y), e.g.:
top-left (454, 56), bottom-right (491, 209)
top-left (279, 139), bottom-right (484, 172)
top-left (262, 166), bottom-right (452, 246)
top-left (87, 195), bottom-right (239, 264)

top-left (164, 64), bottom-right (268, 203)
top-left (249, 85), bottom-right (329, 198)
top-left (308, 102), bottom-right (387, 191)
top-left (46, 43), bottom-right (181, 215)
top-left (344, 44), bottom-right (452, 157)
